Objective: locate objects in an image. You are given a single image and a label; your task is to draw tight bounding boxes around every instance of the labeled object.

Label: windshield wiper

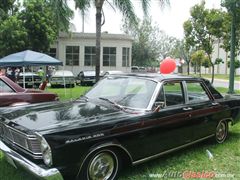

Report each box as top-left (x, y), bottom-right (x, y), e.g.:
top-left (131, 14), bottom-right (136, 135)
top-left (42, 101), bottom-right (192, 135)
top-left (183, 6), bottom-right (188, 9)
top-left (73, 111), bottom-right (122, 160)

top-left (99, 97), bottom-right (124, 110)
top-left (76, 95), bottom-right (89, 102)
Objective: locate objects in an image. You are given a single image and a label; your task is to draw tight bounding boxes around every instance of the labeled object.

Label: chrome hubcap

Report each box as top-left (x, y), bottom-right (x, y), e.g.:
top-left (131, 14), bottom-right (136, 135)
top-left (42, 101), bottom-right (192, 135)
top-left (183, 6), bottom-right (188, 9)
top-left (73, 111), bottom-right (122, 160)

top-left (88, 152), bottom-right (115, 180)
top-left (216, 122), bottom-right (226, 141)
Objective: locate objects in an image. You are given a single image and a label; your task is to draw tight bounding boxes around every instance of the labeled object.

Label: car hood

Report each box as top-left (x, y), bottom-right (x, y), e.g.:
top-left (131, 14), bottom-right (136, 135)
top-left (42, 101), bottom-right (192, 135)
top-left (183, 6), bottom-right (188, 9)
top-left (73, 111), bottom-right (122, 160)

top-left (0, 100), bottom-right (141, 134)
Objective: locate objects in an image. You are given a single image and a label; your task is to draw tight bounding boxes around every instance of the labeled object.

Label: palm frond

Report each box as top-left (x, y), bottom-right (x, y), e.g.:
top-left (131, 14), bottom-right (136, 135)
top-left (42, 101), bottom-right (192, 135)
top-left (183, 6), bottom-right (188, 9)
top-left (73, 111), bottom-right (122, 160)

top-left (49, 0), bottom-right (74, 32)
top-left (75, 0), bottom-right (91, 13)
top-left (113, 0), bottom-right (137, 25)
top-left (141, 0), bottom-right (150, 16)
top-left (157, 0), bottom-right (170, 10)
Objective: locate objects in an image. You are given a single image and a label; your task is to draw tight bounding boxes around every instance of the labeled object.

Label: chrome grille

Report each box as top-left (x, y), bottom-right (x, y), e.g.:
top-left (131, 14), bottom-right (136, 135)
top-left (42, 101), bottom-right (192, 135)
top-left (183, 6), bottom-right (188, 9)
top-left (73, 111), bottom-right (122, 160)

top-left (11, 130), bottom-right (29, 149)
top-left (28, 138), bottom-right (41, 154)
top-left (0, 123), bottom-right (13, 141)
top-left (0, 122), bottom-right (42, 158)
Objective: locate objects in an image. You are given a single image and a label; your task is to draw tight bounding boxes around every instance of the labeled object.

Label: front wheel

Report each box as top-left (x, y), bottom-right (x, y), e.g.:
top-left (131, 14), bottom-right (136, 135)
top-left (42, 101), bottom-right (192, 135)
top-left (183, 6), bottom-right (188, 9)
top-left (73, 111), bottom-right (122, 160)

top-left (215, 120), bottom-right (228, 143)
top-left (79, 149), bottom-right (120, 180)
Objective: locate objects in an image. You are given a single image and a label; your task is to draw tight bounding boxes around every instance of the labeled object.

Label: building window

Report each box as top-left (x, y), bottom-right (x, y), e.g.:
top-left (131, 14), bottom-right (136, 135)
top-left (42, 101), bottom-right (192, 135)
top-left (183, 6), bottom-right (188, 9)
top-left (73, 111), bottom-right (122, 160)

top-left (122, 47), bottom-right (130, 67)
top-left (103, 47), bottom-right (116, 66)
top-left (66, 46), bottom-right (79, 66)
top-left (84, 46), bottom-right (96, 66)
top-left (49, 48), bottom-right (56, 58)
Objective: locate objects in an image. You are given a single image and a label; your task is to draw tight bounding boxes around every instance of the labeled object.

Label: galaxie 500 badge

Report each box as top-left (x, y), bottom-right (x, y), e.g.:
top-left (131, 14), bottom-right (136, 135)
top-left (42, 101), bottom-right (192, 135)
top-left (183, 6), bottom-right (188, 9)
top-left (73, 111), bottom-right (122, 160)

top-left (65, 133), bottom-right (104, 144)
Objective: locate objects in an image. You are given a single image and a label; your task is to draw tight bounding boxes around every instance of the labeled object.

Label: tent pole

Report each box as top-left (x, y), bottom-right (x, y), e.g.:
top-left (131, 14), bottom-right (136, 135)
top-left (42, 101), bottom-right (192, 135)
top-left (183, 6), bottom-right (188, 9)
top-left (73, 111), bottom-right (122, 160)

top-left (63, 66), bottom-right (66, 97)
top-left (23, 67), bottom-right (26, 89)
top-left (31, 66), bottom-right (34, 88)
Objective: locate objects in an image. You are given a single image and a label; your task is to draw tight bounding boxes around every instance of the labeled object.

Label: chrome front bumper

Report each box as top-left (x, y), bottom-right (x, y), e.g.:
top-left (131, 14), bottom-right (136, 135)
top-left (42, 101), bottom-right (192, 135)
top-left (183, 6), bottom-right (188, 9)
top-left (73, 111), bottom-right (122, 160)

top-left (0, 140), bottom-right (63, 180)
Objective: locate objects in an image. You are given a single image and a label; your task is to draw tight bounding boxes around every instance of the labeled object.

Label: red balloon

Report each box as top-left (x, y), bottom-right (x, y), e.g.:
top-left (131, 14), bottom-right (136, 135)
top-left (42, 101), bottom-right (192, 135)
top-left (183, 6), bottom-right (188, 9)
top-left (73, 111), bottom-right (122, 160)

top-left (160, 58), bottom-right (176, 74)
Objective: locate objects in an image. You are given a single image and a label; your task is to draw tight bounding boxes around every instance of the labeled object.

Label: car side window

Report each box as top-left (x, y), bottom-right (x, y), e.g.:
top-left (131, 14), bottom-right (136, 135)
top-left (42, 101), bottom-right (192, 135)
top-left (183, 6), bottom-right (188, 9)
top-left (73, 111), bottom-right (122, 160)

top-left (0, 80), bottom-right (14, 93)
top-left (164, 82), bottom-right (184, 106)
top-left (156, 82), bottom-right (184, 108)
top-left (186, 82), bottom-right (210, 103)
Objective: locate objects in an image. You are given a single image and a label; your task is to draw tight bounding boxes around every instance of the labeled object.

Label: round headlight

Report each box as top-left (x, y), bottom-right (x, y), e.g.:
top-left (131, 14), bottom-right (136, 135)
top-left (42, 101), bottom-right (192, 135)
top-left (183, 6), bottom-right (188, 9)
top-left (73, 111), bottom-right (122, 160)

top-left (36, 133), bottom-right (53, 167)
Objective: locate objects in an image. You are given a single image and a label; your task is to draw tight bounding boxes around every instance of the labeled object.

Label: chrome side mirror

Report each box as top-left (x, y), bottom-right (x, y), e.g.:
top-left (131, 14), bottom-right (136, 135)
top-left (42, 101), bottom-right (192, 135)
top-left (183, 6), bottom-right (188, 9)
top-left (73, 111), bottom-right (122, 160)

top-left (153, 101), bottom-right (165, 112)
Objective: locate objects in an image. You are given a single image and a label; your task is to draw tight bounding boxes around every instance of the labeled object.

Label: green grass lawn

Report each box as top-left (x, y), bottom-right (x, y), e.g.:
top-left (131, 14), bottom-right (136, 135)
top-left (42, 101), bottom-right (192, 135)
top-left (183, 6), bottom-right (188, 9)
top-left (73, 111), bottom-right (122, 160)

top-left (0, 85), bottom-right (240, 180)
top-left (46, 85), bottom-right (92, 101)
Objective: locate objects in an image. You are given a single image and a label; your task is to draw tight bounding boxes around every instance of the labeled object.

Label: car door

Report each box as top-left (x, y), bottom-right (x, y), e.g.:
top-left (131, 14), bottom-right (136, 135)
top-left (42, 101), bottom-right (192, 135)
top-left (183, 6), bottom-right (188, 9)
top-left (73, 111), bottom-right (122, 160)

top-left (134, 81), bottom-right (195, 158)
top-left (183, 80), bottom-right (224, 140)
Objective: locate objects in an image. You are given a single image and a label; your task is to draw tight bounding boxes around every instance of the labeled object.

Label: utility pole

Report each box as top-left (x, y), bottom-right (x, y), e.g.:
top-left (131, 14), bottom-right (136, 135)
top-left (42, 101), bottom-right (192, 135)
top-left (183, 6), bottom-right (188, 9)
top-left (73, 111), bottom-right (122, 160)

top-left (81, 11), bottom-right (84, 33)
top-left (221, 0), bottom-right (239, 94)
top-left (229, 2), bottom-right (236, 94)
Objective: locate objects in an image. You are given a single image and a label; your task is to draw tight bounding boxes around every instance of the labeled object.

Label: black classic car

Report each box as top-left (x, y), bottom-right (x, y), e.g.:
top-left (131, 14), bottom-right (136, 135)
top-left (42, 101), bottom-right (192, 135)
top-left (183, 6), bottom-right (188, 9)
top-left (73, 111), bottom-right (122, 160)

top-left (0, 74), bottom-right (240, 180)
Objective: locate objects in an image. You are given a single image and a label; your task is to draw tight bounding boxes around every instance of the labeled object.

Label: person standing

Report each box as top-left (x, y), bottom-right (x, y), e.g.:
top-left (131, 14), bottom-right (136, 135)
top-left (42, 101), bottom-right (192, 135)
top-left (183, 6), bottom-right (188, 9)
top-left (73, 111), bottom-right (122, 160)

top-left (37, 67), bottom-right (45, 80)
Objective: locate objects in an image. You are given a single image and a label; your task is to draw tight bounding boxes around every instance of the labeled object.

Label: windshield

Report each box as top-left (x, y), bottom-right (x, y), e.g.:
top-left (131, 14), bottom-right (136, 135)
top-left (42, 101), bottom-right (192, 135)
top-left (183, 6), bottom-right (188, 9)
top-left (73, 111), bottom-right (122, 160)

top-left (83, 71), bottom-right (95, 76)
top-left (85, 76), bottom-right (157, 109)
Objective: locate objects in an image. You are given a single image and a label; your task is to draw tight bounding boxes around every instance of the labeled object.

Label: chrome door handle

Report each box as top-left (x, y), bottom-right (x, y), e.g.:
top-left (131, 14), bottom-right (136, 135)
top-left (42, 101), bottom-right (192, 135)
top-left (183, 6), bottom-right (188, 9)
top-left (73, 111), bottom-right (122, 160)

top-left (183, 107), bottom-right (192, 111)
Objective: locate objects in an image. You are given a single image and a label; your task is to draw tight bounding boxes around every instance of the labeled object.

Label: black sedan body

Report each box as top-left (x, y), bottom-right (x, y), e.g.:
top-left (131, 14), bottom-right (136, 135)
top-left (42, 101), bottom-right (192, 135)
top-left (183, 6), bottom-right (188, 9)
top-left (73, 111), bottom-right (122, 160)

top-left (0, 74), bottom-right (240, 180)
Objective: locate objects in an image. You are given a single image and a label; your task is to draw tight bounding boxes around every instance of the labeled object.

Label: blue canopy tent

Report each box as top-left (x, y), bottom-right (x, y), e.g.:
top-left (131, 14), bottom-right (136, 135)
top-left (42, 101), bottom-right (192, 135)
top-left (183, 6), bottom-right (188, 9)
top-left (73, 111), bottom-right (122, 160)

top-left (0, 50), bottom-right (63, 88)
top-left (0, 50), bottom-right (63, 66)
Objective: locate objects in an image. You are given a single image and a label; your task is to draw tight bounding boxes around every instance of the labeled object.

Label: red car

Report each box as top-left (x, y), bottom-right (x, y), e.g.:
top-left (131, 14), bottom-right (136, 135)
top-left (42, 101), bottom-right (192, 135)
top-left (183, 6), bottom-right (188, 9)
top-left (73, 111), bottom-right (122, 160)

top-left (0, 76), bottom-right (58, 107)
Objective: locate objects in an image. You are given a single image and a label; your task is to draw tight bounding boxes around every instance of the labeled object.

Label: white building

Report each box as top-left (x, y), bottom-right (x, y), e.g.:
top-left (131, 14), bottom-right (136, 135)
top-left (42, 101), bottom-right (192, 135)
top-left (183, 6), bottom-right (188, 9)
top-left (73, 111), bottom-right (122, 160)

top-left (50, 32), bottom-right (133, 75)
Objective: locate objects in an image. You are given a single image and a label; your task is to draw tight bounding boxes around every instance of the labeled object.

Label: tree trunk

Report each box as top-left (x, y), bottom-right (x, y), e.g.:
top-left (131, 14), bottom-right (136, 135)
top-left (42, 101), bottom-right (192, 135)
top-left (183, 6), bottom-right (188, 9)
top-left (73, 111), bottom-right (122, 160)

top-left (225, 52), bottom-right (228, 75)
top-left (199, 64), bottom-right (201, 77)
top-left (208, 54), bottom-right (214, 84)
top-left (194, 63), bottom-right (197, 74)
top-left (187, 61), bottom-right (190, 75)
top-left (95, 0), bottom-right (104, 82)
top-left (217, 38), bottom-right (220, 74)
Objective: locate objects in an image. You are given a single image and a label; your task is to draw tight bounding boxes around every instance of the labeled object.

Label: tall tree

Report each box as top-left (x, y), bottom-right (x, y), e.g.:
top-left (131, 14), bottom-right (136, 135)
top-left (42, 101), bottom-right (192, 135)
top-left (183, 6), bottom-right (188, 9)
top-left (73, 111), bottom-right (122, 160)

top-left (0, 15), bottom-right (28, 57)
top-left (0, 0), bottom-right (17, 21)
top-left (74, 0), bottom-right (169, 81)
top-left (183, 1), bottom-right (222, 83)
top-left (191, 50), bottom-right (209, 76)
top-left (122, 17), bottom-right (177, 66)
top-left (0, 0), bottom-right (70, 57)
top-left (0, 1), bottom-right (27, 57)
top-left (21, 0), bottom-right (58, 52)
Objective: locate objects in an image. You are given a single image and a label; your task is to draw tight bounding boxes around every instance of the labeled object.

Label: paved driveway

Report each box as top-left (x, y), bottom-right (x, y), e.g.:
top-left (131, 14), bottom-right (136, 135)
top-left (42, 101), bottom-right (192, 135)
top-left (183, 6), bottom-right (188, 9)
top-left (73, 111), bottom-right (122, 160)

top-left (211, 79), bottom-right (240, 90)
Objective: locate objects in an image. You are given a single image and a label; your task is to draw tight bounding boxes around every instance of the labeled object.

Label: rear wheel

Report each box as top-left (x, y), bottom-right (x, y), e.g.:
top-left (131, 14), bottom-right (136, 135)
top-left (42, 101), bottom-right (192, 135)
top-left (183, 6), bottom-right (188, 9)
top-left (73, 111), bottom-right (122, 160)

top-left (78, 149), bottom-right (120, 180)
top-left (215, 120), bottom-right (228, 143)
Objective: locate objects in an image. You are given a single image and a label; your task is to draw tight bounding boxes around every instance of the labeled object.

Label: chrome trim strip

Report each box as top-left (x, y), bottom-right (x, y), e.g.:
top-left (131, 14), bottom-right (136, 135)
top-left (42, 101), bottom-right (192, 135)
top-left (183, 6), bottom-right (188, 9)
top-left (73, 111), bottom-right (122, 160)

top-left (132, 134), bottom-right (215, 165)
top-left (0, 140), bottom-right (63, 180)
top-left (147, 82), bottom-right (162, 110)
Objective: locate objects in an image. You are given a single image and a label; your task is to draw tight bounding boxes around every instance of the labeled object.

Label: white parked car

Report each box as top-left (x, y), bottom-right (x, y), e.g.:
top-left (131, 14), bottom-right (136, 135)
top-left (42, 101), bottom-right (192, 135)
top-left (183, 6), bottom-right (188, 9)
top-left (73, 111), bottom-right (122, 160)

top-left (102, 70), bottom-right (124, 76)
top-left (50, 70), bottom-right (75, 88)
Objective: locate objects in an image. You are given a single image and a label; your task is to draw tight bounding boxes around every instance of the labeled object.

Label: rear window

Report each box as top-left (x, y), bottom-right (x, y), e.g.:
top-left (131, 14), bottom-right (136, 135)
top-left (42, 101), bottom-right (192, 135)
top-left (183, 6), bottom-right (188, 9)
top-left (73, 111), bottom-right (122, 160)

top-left (186, 82), bottom-right (210, 103)
top-left (203, 80), bottom-right (223, 99)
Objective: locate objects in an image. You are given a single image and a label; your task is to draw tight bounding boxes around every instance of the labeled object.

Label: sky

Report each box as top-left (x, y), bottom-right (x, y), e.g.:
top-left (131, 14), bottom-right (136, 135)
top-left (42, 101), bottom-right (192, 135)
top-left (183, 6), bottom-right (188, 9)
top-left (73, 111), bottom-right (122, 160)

top-left (69, 0), bottom-right (222, 39)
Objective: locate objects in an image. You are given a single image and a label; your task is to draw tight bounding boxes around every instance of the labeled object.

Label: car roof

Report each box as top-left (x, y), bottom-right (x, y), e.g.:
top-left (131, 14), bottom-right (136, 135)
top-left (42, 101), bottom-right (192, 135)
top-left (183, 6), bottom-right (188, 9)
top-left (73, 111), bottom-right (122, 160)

top-left (109, 73), bottom-right (204, 82)
top-left (0, 76), bottom-right (25, 92)
top-left (19, 72), bottom-right (38, 76)
top-left (53, 70), bottom-right (74, 76)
